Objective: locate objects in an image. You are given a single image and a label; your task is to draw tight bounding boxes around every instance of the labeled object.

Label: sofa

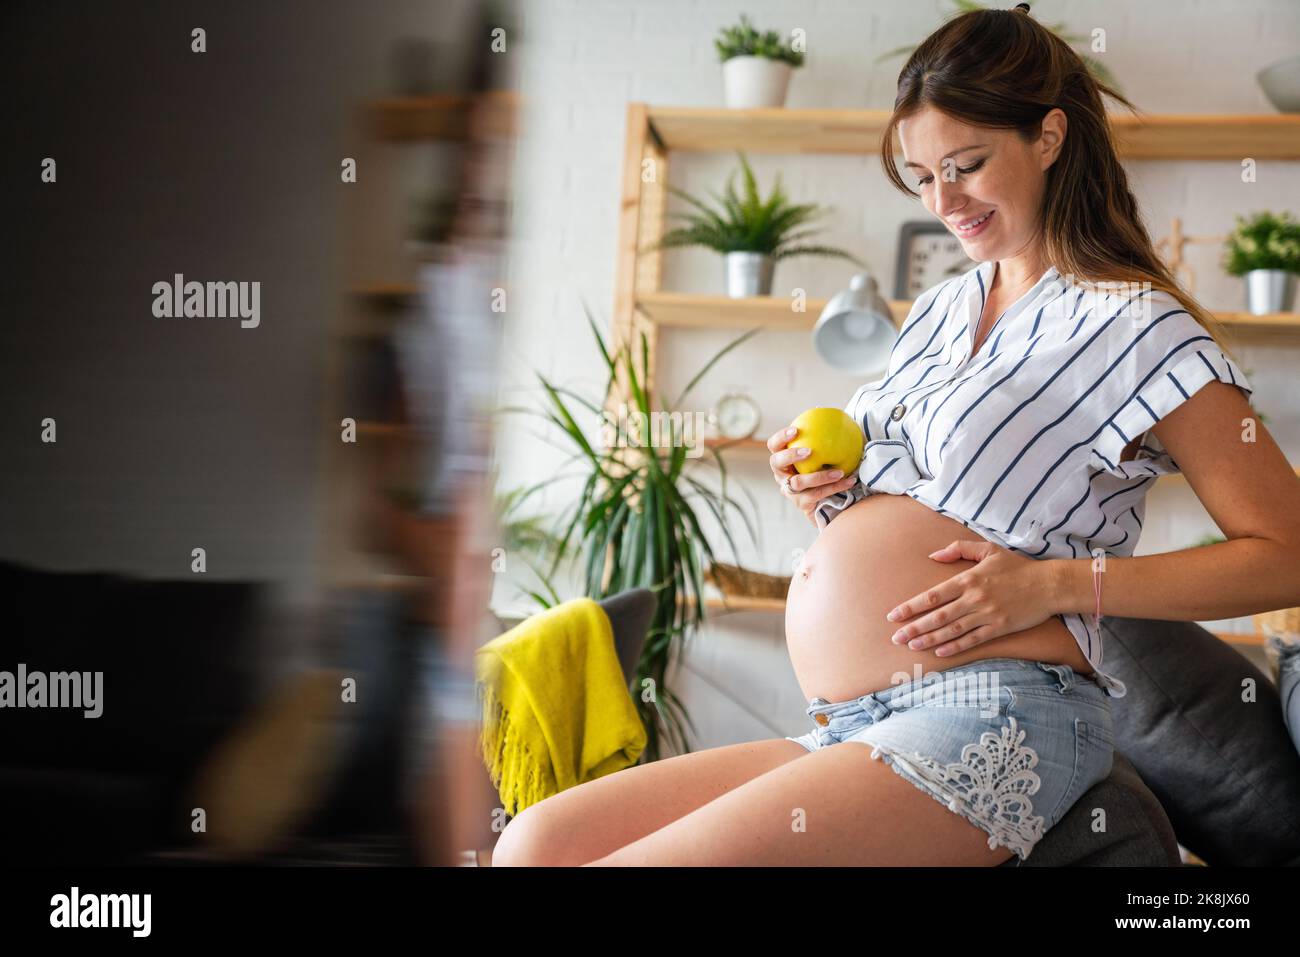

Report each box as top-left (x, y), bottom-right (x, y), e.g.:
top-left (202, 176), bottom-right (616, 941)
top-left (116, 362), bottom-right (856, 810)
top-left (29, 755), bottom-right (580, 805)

top-left (0, 558), bottom-right (430, 865)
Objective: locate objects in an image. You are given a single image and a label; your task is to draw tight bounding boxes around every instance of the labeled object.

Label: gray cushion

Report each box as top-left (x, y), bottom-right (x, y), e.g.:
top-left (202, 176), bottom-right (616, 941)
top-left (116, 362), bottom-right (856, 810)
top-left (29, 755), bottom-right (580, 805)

top-left (1100, 616), bottom-right (1300, 866)
top-left (598, 589), bottom-right (654, 684)
top-left (489, 590), bottom-right (653, 685)
top-left (1000, 751), bottom-right (1181, 866)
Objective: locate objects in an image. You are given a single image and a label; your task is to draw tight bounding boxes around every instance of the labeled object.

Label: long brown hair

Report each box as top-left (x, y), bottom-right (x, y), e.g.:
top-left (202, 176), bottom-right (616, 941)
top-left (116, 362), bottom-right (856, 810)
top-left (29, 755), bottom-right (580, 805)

top-left (880, 4), bottom-right (1237, 357)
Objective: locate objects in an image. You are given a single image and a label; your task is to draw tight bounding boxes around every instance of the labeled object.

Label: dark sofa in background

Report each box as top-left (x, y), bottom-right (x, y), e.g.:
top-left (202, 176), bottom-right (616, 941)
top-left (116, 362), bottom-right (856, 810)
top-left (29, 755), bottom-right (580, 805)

top-left (0, 559), bottom-right (427, 865)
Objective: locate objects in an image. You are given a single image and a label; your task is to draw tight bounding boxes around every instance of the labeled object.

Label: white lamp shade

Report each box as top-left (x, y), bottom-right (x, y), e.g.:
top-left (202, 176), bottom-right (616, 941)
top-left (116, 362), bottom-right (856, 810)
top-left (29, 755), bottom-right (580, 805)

top-left (812, 272), bottom-right (897, 376)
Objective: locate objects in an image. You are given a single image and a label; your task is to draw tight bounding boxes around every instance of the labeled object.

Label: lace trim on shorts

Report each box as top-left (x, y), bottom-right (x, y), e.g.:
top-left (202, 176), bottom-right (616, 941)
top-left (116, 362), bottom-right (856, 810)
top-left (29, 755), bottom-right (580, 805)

top-left (863, 715), bottom-right (1047, 860)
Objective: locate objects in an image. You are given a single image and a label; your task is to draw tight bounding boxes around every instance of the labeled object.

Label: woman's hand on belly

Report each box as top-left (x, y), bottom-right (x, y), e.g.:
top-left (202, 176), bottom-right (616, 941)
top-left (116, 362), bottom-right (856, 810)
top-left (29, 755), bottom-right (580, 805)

top-left (783, 493), bottom-right (1088, 701)
top-left (884, 537), bottom-right (1064, 657)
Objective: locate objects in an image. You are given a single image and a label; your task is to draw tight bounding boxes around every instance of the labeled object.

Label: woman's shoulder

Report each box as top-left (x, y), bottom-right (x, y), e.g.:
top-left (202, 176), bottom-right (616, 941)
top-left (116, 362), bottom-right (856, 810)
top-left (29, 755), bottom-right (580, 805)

top-left (1046, 277), bottom-right (1204, 339)
top-left (1081, 279), bottom-right (1253, 400)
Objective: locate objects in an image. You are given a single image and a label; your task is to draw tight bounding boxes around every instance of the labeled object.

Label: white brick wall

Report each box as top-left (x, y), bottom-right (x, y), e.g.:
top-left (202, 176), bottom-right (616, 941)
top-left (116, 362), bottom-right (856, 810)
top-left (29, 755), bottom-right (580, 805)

top-left (492, 1), bottom-right (1300, 713)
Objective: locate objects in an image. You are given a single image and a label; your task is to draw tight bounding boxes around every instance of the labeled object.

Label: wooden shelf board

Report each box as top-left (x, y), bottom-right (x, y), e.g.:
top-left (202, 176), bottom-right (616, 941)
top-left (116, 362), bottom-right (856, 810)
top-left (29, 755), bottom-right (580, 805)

top-left (637, 291), bottom-right (911, 330)
top-left (701, 595), bottom-right (786, 613)
top-left (703, 436), bottom-right (768, 451)
top-left (367, 89), bottom-right (517, 142)
top-left (637, 292), bottom-right (1300, 332)
top-left (645, 106), bottom-right (1300, 160)
top-left (1212, 310), bottom-right (1300, 329)
top-left (351, 282), bottom-right (419, 301)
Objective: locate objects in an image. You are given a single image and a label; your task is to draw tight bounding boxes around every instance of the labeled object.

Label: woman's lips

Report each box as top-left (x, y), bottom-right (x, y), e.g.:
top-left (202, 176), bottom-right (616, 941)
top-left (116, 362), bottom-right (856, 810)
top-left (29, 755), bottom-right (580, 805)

top-left (953, 209), bottom-right (994, 237)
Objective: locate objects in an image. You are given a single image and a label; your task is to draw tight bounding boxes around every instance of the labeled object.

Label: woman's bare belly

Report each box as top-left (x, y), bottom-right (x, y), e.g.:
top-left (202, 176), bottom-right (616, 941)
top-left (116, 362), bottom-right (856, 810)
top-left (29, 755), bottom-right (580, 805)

top-left (786, 492), bottom-right (1093, 702)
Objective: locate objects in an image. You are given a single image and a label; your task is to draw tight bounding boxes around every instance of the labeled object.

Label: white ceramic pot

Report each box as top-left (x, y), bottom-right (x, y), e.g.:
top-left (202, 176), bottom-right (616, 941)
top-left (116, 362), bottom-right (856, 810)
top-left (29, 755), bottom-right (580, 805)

top-left (1257, 54), bottom-right (1300, 113)
top-left (1244, 268), bottom-right (1296, 315)
top-left (725, 252), bottom-right (774, 297)
top-left (722, 56), bottom-right (792, 109)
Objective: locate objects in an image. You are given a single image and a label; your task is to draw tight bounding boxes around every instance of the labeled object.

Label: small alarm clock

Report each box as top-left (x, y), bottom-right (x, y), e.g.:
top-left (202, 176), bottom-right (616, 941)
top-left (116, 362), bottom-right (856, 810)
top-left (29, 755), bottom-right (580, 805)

top-left (711, 391), bottom-right (761, 440)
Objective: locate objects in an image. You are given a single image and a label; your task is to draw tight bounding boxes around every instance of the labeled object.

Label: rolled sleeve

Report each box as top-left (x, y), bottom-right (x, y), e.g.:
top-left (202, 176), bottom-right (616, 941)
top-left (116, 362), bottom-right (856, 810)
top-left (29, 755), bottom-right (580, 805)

top-left (814, 478), bottom-right (870, 530)
top-left (1091, 303), bottom-right (1253, 476)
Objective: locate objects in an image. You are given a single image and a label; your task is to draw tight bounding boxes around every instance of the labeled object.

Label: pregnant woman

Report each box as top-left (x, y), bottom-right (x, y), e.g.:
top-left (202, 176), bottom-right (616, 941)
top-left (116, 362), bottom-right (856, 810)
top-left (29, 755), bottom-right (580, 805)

top-left (491, 4), bottom-right (1300, 866)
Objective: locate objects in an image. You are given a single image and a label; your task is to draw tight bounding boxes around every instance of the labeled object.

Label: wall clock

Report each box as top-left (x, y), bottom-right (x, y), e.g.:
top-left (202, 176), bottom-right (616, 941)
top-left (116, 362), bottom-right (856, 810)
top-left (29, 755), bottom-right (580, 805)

top-left (893, 221), bottom-right (976, 300)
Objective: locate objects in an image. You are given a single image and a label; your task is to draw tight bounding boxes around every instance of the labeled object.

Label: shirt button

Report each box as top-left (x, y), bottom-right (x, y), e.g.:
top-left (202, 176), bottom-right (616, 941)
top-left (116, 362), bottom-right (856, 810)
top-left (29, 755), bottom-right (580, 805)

top-left (890, 403), bottom-right (906, 421)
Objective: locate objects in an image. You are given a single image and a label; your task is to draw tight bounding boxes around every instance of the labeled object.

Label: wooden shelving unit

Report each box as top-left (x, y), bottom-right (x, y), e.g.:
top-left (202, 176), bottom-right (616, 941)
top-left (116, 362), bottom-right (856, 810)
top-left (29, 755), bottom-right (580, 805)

top-left (615, 102), bottom-right (1300, 448)
top-left (616, 104), bottom-right (1300, 642)
top-left (614, 104), bottom-right (1300, 395)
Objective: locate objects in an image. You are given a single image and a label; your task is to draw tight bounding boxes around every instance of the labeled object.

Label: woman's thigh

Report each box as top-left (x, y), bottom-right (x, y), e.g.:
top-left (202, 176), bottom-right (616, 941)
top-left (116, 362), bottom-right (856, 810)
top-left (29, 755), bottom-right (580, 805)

top-left (489, 737), bottom-right (811, 866)
top-left (584, 739), bottom-right (1017, 866)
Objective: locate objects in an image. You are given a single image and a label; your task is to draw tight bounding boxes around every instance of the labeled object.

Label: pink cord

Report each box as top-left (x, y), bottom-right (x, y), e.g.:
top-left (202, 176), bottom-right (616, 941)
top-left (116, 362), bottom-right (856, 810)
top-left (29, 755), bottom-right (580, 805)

top-left (1092, 562), bottom-right (1103, 629)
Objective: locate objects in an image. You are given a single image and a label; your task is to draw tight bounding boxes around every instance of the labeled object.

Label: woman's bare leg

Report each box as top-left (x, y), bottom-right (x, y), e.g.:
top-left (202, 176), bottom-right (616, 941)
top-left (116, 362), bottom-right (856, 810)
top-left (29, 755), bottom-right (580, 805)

top-left (584, 740), bottom-right (1017, 866)
top-left (489, 738), bottom-right (811, 866)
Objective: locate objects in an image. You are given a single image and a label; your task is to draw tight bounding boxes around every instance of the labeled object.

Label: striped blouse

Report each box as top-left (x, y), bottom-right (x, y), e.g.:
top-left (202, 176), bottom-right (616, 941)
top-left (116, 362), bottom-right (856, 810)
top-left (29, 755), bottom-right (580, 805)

top-left (814, 260), bottom-right (1254, 698)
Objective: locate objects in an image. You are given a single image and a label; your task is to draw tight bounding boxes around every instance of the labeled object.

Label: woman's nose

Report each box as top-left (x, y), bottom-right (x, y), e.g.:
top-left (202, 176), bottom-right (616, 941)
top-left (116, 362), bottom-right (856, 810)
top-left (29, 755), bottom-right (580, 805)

top-left (931, 177), bottom-right (966, 220)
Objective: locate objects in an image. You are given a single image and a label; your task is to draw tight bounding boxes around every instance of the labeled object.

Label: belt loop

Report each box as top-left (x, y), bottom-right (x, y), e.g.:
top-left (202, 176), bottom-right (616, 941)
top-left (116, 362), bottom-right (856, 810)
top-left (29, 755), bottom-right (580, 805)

top-left (1037, 661), bottom-right (1073, 693)
top-left (859, 691), bottom-right (891, 722)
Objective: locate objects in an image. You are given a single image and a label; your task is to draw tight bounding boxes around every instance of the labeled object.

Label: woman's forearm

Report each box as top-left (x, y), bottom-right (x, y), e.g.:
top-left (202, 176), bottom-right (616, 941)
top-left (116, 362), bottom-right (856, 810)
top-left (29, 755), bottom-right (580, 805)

top-left (1047, 538), bottom-right (1300, 623)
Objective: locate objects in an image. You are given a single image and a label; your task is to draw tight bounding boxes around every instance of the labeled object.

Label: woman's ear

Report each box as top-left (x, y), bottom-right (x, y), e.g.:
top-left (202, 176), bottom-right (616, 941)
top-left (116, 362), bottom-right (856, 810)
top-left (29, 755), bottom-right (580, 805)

top-left (1039, 107), bottom-right (1067, 170)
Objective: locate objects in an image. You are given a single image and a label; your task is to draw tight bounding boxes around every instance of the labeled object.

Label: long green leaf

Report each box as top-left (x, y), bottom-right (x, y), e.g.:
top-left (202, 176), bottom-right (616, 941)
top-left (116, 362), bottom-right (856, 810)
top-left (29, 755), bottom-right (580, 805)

top-left (672, 326), bottom-right (763, 410)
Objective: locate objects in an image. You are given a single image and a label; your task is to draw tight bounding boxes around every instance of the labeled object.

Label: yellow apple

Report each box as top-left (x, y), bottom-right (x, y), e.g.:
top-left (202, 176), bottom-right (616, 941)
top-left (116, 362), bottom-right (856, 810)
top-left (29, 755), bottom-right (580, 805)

top-left (786, 407), bottom-right (865, 476)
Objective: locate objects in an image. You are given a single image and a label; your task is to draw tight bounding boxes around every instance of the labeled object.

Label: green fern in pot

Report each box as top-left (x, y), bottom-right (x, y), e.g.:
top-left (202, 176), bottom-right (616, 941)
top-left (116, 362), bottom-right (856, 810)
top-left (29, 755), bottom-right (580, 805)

top-left (649, 150), bottom-right (864, 298)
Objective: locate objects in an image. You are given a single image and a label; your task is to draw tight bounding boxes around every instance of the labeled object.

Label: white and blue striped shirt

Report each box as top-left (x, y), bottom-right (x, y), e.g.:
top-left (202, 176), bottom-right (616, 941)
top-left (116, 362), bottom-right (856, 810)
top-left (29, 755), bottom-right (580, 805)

top-left (815, 260), bottom-right (1254, 698)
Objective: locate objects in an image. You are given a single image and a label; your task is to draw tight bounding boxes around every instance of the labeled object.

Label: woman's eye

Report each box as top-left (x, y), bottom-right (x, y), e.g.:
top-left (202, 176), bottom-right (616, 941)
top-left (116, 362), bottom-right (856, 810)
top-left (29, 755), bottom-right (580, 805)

top-left (916, 159), bottom-right (985, 187)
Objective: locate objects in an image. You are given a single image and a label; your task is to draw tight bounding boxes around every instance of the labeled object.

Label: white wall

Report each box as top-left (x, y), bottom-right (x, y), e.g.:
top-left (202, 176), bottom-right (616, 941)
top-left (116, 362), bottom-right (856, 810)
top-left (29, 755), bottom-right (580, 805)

top-left (492, 0), bottom-right (1300, 744)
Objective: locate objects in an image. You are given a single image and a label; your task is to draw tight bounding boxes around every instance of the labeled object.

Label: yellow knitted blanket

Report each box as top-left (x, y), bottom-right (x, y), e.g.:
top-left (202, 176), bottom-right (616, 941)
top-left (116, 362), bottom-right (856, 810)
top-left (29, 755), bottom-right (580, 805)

top-left (475, 597), bottom-right (647, 817)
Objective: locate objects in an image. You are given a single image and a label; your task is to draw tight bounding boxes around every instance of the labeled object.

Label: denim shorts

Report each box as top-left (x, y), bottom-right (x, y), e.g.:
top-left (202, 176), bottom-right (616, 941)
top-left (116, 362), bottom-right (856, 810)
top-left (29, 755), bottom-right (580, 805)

top-left (785, 658), bottom-right (1115, 862)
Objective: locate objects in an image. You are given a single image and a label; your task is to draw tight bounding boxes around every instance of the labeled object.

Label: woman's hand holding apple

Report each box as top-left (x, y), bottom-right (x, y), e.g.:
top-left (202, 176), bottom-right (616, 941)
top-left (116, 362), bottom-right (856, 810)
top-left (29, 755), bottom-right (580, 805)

top-left (768, 408), bottom-right (865, 527)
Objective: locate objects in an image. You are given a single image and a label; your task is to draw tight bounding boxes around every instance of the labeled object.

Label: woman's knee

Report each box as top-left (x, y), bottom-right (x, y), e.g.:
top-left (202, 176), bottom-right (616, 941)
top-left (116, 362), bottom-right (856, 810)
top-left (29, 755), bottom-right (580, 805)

top-left (489, 802), bottom-right (569, 867)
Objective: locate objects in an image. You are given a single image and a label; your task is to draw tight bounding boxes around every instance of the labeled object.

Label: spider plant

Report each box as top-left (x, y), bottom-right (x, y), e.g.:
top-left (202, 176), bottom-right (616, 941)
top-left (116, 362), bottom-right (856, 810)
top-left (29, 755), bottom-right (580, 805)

top-left (503, 306), bottom-right (763, 761)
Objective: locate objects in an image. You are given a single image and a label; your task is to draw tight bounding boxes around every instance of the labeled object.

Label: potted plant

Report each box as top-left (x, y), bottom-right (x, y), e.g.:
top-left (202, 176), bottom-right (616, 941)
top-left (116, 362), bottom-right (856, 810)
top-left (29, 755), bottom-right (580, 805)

top-left (503, 307), bottom-right (762, 760)
top-left (715, 14), bottom-right (804, 108)
top-left (648, 151), bottom-right (864, 297)
top-left (1223, 211), bottom-right (1300, 315)
top-left (877, 0), bottom-right (1122, 94)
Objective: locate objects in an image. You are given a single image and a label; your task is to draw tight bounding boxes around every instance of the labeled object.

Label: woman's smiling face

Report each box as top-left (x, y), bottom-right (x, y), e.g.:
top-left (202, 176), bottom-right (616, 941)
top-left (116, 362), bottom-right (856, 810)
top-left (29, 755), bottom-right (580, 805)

top-left (897, 105), bottom-right (1065, 261)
